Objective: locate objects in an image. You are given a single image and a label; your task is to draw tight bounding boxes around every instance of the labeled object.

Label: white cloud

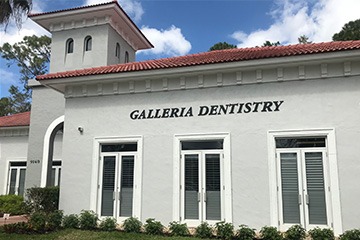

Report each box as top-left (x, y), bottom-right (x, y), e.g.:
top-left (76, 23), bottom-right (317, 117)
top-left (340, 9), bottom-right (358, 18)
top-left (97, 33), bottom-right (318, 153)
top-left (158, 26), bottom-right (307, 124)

top-left (84, 0), bottom-right (191, 57)
top-left (85, 0), bottom-right (144, 22)
top-left (0, 21), bottom-right (49, 45)
top-left (139, 25), bottom-right (192, 57)
top-left (231, 0), bottom-right (360, 47)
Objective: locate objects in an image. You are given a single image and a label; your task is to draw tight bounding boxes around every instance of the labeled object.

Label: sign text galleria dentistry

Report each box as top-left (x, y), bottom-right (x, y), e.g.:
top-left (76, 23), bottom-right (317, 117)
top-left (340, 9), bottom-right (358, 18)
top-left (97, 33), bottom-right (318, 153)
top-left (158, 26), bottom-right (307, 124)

top-left (130, 100), bottom-right (284, 120)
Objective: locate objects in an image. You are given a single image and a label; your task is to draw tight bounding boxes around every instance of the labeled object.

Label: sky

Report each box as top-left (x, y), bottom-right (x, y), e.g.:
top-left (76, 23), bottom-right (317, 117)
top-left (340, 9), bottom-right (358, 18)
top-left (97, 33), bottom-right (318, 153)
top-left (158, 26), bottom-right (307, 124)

top-left (1, 0), bottom-right (360, 98)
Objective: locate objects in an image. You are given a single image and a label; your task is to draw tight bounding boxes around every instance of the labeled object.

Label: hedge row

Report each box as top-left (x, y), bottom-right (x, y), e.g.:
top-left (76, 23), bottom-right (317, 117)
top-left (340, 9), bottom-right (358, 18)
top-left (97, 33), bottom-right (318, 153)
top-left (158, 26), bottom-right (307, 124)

top-left (1, 212), bottom-right (360, 240)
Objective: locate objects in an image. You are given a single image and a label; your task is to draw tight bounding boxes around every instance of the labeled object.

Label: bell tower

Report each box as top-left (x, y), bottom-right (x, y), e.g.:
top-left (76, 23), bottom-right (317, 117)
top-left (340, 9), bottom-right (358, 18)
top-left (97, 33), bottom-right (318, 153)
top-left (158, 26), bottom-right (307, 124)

top-left (30, 1), bottom-right (153, 73)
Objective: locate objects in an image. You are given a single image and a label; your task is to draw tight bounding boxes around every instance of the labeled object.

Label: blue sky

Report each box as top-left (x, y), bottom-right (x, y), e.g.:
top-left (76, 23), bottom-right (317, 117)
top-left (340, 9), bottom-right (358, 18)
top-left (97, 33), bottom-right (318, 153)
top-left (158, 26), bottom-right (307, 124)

top-left (1, 0), bottom-right (360, 98)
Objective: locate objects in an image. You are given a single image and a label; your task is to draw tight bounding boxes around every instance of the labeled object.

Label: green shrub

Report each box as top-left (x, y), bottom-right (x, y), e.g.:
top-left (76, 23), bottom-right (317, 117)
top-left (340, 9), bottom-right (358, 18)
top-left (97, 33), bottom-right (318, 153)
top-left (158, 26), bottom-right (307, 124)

top-left (79, 210), bottom-right (98, 230)
top-left (260, 226), bottom-right (283, 240)
top-left (195, 222), bottom-right (213, 239)
top-left (47, 210), bottom-right (63, 231)
top-left (123, 217), bottom-right (142, 233)
top-left (29, 211), bottom-right (47, 233)
top-left (169, 221), bottom-right (190, 236)
top-left (28, 210), bottom-right (64, 233)
top-left (63, 214), bottom-right (79, 229)
top-left (308, 227), bottom-right (334, 240)
top-left (99, 217), bottom-right (117, 231)
top-left (340, 229), bottom-right (360, 240)
top-left (144, 218), bottom-right (164, 235)
top-left (237, 224), bottom-right (256, 240)
top-left (0, 195), bottom-right (26, 215)
top-left (25, 187), bottom-right (59, 214)
top-left (284, 225), bottom-right (306, 240)
top-left (2, 222), bottom-right (31, 234)
top-left (215, 221), bottom-right (234, 239)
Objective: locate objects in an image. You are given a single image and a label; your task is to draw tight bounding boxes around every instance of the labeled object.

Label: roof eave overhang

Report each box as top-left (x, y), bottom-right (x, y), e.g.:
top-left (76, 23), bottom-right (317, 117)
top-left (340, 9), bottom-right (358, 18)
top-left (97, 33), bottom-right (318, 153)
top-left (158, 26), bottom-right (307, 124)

top-left (39, 50), bottom-right (360, 93)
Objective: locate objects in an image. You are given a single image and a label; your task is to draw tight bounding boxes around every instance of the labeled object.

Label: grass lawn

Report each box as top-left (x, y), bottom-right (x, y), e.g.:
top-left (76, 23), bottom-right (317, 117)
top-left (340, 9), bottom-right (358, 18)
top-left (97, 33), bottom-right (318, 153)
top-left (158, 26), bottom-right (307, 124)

top-left (0, 229), bottom-right (209, 240)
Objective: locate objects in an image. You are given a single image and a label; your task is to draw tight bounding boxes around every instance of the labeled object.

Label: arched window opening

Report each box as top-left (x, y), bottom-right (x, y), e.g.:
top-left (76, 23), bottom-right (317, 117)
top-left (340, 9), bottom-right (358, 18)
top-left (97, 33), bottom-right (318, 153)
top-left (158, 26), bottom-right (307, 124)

top-left (41, 116), bottom-right (64, 187)
top-left (85, 36), bottom-right (92, 51)
top-left (115, 43), bottom-right (120, 60)
top-left (66, 38), bottom-right (74, 54)
top-left (125, 51), bottom-right (129, 63)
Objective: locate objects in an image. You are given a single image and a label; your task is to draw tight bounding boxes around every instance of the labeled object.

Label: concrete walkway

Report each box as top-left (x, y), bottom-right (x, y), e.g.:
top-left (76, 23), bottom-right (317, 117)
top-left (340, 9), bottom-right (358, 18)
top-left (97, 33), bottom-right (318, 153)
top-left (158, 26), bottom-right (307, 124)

top-left (0, 215), bottom-right (28, 226)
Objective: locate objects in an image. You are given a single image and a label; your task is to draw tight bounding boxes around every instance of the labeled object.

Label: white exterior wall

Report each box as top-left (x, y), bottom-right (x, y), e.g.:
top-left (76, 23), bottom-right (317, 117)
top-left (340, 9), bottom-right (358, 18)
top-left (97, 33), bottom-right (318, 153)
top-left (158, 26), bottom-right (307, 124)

top-left (59, 68), bottom-right (360, 231)
top-left (50, 24), bottom-right (136, 73)
top-left (0, 128), bottom-right (63, 195)
top-left (50, 25), bottom-right (110, 72)
top-left (0, 130), bottom-right (28, 195)
top-left (26, 86), bottom-right (65, 189)
top-left (107, 26), bottom-right (136, 64)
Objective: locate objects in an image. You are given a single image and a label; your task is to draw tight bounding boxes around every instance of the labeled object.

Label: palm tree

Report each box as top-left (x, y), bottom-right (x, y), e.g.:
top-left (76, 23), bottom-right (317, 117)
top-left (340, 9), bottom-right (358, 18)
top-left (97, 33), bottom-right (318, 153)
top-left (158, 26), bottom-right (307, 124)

top-left (0, 0), bottom-right (32, 30)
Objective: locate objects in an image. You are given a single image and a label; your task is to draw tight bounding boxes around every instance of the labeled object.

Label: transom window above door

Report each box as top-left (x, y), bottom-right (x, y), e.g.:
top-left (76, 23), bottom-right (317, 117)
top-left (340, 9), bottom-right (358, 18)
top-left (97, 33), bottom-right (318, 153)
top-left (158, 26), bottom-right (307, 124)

top-left (101, 143), bottom-right (137, 152)
top-left (276, 137), bottom-right (326, 148)
top-left (181, 140), bottom-right (223, 150)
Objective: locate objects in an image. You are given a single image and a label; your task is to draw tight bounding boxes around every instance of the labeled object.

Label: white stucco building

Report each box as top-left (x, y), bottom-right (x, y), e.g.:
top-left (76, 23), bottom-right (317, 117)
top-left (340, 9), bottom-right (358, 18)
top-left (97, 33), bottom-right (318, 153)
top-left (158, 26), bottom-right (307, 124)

top-left (1, 1), bottom-right (360, 235)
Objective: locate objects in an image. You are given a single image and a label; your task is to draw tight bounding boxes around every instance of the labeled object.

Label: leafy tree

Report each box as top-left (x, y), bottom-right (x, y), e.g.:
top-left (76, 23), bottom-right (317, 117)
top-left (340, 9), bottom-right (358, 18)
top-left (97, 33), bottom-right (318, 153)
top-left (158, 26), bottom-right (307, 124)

top-left (209, 42), bottom-right (237, 51)
top-left (333, 19), bottom-right (360, 41)
top-left (8, 85), bottom-right (31, 113)
top-left (0, 97), bottom-right (13, 116)
top-left (262, 40), bottom-right (281, 47)
top-left (0, 35), bottom-right (51, 116)
top-left (0, 35), bottom-right (51, 88)
top-left (298, 35), bottom-right (312, 44)
top-left (0, 0), bottom-right (32, 30)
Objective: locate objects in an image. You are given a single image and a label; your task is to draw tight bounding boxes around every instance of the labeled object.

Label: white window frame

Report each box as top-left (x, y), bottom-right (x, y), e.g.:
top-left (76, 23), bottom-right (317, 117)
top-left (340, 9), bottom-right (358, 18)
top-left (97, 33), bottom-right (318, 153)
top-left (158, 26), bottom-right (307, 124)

top-left (267, 128), bottom-right (342, 235)
top-left (181, 150), bottom-right (224, 225)
top-left (4, 158), bottom-right (27, 196)
top-left (173, 133), bottom-right (232, 226)
top-left (276, 148), bottom-right (331, 230)
top-left (90, 136), bottom-right (143, 221)
top-left (84, 36), bottom-right (92, 51)
top-left (66, 38), bottom-right (74, 54)
top-left (97, 152), bottom-right (137, 221)
top-left (51, 160), bottom-right (62, 187)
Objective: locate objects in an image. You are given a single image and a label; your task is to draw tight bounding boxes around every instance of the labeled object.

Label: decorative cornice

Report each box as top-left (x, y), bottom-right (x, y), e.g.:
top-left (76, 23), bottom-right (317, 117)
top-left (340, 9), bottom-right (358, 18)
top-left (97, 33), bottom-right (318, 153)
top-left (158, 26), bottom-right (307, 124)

top-left (0, 127), bottom-right (29, 137)
top-left (48, 16), bottom-right (108, 32)
top-left (63, 60), bottom-right (360, 99)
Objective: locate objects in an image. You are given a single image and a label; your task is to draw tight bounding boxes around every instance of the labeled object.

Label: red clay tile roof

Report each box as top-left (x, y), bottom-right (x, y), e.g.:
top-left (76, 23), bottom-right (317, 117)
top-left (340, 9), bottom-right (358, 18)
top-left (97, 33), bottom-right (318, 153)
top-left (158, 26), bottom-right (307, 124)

top-left (0, 112), bottom-right (31, 128)
top-left (36, 40), bottom-right (360, 81)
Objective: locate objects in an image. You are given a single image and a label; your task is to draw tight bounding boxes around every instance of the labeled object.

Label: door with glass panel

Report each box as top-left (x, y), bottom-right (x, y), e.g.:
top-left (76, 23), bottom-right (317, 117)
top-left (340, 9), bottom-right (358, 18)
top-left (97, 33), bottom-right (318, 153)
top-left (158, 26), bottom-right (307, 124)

top-left (98, 153), bottom-right (135, 220)
top-left (181, 151), bottom-right (223, 224)
top-left (276, 137), bottom-right (331, 230)
top-left (7, 162), bottom-right (26, 196)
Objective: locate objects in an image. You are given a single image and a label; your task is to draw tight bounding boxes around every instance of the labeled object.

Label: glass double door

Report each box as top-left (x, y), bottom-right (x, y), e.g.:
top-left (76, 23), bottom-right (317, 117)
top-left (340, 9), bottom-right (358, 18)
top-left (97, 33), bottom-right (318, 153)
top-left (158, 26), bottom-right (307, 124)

top-left (98, 153), bottom-right (135, 220)
top-left (277, 149), bottom-right (331, 230)
top-left (181, 151), bottom-right (223, 224)
top-left (8, 166), bottom-right (26, 196)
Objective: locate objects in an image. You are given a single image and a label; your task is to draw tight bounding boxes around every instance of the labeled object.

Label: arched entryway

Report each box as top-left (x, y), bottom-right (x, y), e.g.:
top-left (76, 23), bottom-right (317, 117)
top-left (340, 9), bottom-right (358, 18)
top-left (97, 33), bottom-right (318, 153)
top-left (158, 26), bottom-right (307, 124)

top-left (40, 116), bottom-right (64, 187)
